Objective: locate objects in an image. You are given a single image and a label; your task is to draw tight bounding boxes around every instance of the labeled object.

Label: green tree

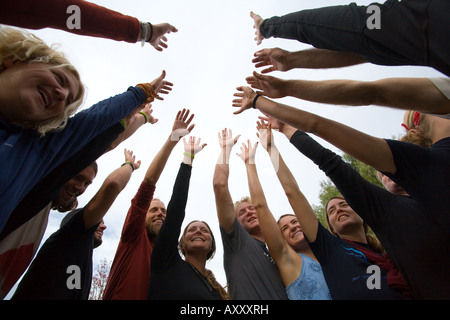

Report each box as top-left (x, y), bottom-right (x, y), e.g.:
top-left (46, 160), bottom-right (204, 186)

top-left (312, 153), bottom-right (384, 227)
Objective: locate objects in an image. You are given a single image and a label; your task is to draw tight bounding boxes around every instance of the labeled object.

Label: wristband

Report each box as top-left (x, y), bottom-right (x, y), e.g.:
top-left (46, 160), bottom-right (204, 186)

top-left (136, 83), bottom-right (157, 103)
top-left (148, 22), bottom-right (153, 42)
top-left (252, 94), bottom-right (261, 109)
top-left (139, 21), bottom-right (148, 47)
top-left (183, 152), bottom-right (195, 159)
top-left (121, 161), bottom-right (135, 171)
top-left (140, 111), bottom-right (148, 123)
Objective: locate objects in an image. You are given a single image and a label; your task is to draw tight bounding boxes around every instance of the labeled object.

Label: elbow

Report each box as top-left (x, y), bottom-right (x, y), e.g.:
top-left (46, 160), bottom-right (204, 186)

top-left (283, 184), bottom-right (300, 201)
top-left (213, 177), bottom-right (228, 193)
top-left (104, 176), bottom-right (126, 195)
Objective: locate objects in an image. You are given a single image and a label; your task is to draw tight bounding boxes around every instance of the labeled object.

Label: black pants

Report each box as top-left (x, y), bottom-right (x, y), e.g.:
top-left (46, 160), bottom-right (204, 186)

top-left (260, 0), bottom-right (450, 76)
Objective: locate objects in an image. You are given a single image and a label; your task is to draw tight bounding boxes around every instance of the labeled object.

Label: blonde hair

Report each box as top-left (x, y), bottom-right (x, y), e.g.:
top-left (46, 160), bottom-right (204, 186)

top-left (0, 27), bottom-right (85, 136)
top-left (233, 196), bottom-right (252, 211)
top-left (179, 220), bottom-right (231, 300)
top-left (325, 196), bottom-right (385, 254)
top-left (400, 111), bottom-right (433, 147)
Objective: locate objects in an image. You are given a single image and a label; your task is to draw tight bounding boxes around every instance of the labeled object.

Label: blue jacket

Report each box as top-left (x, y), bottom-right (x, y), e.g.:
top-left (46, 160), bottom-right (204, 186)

top-left (0, 86), bottom-right (146, 233)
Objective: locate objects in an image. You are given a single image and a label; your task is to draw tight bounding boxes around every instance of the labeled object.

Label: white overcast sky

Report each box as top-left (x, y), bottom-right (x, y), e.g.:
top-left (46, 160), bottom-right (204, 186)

top-left (4, 0), bottom-right (444, 297)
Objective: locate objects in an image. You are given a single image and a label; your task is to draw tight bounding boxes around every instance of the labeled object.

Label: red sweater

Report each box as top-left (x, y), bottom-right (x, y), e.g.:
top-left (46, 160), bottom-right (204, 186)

top-left (102, 181), bottom-right (155, 300)
top-left (0, 0), bottom-right (140, 43)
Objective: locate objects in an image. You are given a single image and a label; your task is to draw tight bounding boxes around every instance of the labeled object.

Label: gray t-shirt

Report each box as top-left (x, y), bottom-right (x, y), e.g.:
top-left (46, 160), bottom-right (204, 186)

top-left (220, 220), bottom-right (288, 300)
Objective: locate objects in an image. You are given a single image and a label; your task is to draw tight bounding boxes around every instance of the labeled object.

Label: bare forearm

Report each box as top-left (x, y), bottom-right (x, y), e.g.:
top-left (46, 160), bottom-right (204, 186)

top-left (256, 96), bottom-right (395, 173)
top-left (268, 147), bottom-right (319, 242)
top-left (144, 134), bottom-right (178, 185)
top-left (285, 79), bottom-right (376, 106)
top-left (289, 48), bottom-right (366, 69)
top-left (213, 160), bottom-right (235, 233)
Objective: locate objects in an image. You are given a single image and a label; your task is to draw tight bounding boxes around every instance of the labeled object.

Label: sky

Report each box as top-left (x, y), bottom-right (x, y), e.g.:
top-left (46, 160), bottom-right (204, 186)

top-left (4, 0), bottom-right (444, 298)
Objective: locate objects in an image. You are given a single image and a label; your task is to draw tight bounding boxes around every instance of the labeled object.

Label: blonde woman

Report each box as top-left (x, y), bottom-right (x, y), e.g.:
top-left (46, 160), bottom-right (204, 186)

top-left (237, 128), bottom-right (330, 300)
top-left (0, 27), bottom-right (173, 234)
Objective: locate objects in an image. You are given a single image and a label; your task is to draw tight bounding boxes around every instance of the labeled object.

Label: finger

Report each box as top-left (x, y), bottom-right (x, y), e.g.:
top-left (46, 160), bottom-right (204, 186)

top-left (187, 124), bottom-right (195, 132)
top-left (233, 107), bottom-right (245, 115)
top-left (262, 66), bottom-right (277, 74)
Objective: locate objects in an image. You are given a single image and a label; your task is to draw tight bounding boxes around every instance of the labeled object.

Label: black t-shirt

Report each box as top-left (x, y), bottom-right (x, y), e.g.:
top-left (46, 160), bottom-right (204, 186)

top-left (12, 208), bottom-right (98, 300)
top-left (310, 224), bottom-right (405, 300)
top-left (290, 130), bottom-right (450, 299)
top-left (148, 163), bottom-right (221, 300)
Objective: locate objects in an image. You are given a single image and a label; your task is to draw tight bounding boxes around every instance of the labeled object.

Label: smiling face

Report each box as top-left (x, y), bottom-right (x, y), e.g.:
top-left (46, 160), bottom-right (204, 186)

top-left (145, 199), bottom-right (166, 238)
top-left (0, 61), bottom-right (80, 124)
top-left (180, 220), bottom-right (215, 260)
top-left (325, 197), bottom-right (364, 236)
top-left (278, 215), bottom-right (308, 251)
top-left (53, 166), bottom-right (96, 211)
top-left (236, 201), bottom-right (260, 235)
top-left (93, 219), bottom-right (107, 248)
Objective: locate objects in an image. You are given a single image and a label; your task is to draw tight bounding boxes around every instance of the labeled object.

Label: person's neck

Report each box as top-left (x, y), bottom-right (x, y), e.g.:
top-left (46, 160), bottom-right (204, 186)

top-left (339, 229), bottom-right (367, 244)
top-left (185, 255), bottom-right (207, 276)
top-left (297, 246), bottom-right (318, 262)
top-left (430, 116), bottom-right (450, 143)
top-left (251, 230), bottom-right (265, 243)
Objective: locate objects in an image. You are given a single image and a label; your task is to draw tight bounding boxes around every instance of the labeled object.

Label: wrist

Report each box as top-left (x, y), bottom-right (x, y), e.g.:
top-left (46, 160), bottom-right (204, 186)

top-left (139, 22), bottom-right (153, 46)
top-left (252, 93), bottom-right (261, 109)
top-left (121, 161), bottom-right (135, 171)
top-left (139, 111), bottom-right (148, 124)
top-left (183, 151), bottom-right (194, 166)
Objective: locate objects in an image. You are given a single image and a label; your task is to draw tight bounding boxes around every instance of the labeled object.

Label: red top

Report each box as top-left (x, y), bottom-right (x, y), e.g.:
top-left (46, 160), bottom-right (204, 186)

top-left (102, 182), bottom-right (156, 300)
top-left (0, 0), bottom-right (140, 43)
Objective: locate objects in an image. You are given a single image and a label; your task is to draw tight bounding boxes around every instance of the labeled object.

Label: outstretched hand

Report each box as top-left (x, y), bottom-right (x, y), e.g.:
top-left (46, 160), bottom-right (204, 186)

top-left (256, 119), bottom-right (273, 151)
top-left (218, 128), bottom-right (241, 151)
top-left (150, 70), bottom-right (174, 100)
top-left (140, 103), bottom-right (159, 124)
top-left (183, 136), bottom-right (207, 157)
top-left (124, 148), bottom-right (141, 170)
top-left (171, 108), bottom-right (195, 142)
top-left (237, 139), bottom-right (258, 165)
top-left (246, 71), bottom-right (287, 99)
top-left (232, 86), bottom-right (257, 114)
top-left (257, 114), bottom-right (284, 131)
top-left (250, 11), bottom-right (264, 45)
top-left (149, 23), bottom-right (178, 51)
top-left (252, 47), bottom-right (293, 73)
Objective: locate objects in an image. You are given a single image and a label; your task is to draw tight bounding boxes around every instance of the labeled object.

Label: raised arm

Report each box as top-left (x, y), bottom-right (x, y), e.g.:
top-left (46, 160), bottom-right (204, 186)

top-left (144, 108), bottom-right (195, 185)
top-left (252, 47), bottom-right (366, 73)
top-left (212, 129), bottom-right (241, 234)
top-left (246, 72), bottom-right (450, 115)
top-left (232, 86), bottom-right (395, 174)
top-left (237, 137), bottom-right (299, 286)
top-left (151, 136), bottom-right (206, 269)
top-left (0, 0), bottom-right (177, 49)
top-left (83, 149), bottom-right (140, 229)
top-left (256, 121), bottom-right (320, 243)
